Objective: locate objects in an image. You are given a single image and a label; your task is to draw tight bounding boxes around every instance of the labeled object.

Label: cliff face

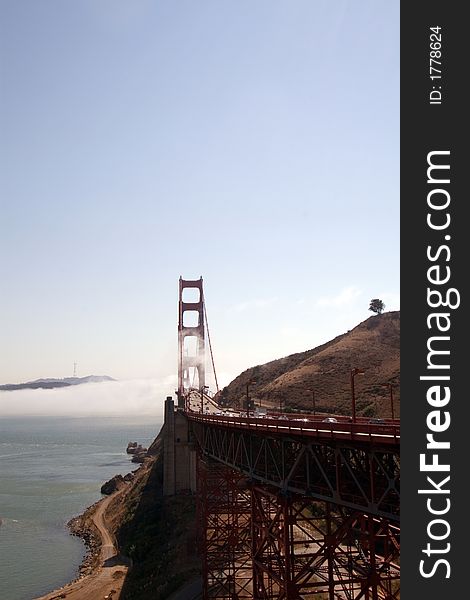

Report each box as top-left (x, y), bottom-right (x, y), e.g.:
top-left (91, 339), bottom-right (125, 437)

top-left (105, 436), bottom-right (199, 600)
top-left (219, 311), bottom-right (400, 418)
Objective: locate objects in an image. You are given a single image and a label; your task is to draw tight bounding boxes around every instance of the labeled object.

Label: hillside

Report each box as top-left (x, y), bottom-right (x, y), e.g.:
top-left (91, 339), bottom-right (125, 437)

top-left (218, 311), bottom-right (400, 419)
top-left (0, 375), bottom-right (115, 391)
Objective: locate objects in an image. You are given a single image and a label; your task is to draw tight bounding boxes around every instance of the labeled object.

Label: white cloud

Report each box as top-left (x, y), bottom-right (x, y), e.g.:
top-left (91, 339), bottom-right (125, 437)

top-left (316, 286), bottom-right (362, 308)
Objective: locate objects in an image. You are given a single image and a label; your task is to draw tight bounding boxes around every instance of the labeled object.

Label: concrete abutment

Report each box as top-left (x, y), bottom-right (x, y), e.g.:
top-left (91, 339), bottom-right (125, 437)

top-left (163, 396), bottom-right (197, 496)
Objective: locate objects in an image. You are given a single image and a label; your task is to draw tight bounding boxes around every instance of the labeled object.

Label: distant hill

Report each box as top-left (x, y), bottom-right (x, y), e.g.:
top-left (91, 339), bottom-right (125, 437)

top-left (0, 375), bottom-right (115, 391)
top-left (218, 311), bottom-right (400, 419)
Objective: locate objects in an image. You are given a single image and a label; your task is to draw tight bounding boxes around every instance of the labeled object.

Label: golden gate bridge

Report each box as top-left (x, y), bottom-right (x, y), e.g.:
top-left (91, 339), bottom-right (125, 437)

top-left (162, 277), bottom-right (400, 599)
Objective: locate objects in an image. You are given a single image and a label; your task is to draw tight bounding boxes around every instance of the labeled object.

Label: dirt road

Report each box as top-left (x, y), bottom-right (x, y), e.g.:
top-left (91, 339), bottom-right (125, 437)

top-left (35, 490), bottom-right (128, 600)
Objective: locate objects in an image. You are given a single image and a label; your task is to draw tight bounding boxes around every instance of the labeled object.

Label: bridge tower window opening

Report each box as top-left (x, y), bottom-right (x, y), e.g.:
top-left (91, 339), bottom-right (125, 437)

top-left (183, 310), bottom-right (201, 328)
top-left (181, 286), bottom-right (201, 303)
top-left (183, 335), bottom-right (200, 357)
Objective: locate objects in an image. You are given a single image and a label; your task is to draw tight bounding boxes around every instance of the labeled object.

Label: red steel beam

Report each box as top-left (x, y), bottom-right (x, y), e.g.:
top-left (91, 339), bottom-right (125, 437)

top-left (198, 457), bottom-right (400, 600)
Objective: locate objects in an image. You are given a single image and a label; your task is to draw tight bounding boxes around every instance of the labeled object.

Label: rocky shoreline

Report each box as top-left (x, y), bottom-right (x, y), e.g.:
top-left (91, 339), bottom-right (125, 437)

top-left (61, 441), bottom-right (150, 584)
top-left (33, 440), bottom-right (154, 600)
top-left (67, 500), bottom-right (103, 581)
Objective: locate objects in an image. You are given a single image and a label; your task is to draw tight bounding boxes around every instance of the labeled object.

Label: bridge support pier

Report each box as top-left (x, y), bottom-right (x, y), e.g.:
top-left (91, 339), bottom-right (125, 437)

top-left (197, 456), bottom-right (400, 599)
top-left (163, 396), bottom-right (197, 496)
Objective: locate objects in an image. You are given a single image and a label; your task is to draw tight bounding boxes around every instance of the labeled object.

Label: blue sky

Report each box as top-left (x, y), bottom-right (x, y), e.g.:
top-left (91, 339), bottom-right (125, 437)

top-left (0, 1), bottom-right (399, 390)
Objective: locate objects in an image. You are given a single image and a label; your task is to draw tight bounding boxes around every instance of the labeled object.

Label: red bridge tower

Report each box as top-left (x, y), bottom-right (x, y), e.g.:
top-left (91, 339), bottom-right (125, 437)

top-left (178, 276), bottom-right (205, 408)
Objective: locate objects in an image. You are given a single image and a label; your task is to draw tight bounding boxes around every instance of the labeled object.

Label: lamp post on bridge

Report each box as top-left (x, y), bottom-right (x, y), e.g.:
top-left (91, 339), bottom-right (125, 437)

top-left (350, 368), bottom-right (365, 423)
top-left (382, 382), bottom-right (395, 420)
top-left (200, 385), bottom-right (209, 415)
top-left (246, 379), bottom-right (256, 417)
top-left (306, 388), bottom-right (316, 417)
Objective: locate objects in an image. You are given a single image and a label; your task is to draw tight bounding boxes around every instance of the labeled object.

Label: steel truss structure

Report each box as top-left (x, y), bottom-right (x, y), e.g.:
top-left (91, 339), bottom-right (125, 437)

top-left (197, 458), bottom-right (253, 598)
top-left (197, 456), bottom-right (400, 600)
top-left (192, 423), bottom-right (400, 521)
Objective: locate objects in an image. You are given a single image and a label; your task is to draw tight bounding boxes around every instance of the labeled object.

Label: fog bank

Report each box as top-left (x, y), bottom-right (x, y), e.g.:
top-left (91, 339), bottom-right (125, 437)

top-left (0, 378), bottom-right (175, 417)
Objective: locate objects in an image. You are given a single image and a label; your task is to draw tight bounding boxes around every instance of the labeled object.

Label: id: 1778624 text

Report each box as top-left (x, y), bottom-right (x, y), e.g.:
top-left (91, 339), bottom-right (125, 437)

top-left (429, 26), bottom-right (443, 105)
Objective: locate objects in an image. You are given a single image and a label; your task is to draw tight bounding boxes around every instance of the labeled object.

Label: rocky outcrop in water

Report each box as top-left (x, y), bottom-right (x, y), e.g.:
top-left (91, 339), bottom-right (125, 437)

top-left (101, 475), bottom-right (125, 495)
top-left (126, 442), bottom-right (147, 456)
top-left (126, 442), bottom-right (138, 454)
top-left (126, 441), bottom-right (148, 463)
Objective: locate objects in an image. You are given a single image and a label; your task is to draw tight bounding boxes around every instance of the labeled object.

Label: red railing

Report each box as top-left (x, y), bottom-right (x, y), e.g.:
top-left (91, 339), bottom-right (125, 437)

top-left (186, 410), bottom-right (400, 446)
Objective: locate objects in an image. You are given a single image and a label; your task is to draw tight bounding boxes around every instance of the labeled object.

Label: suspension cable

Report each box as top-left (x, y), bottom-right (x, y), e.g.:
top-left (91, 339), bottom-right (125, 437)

top-left (203, 297), bottom-right (219, 394)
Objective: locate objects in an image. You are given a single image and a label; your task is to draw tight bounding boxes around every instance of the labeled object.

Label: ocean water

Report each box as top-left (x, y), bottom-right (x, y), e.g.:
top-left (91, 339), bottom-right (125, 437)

top-left (0, 415), bottom-right (162, 600)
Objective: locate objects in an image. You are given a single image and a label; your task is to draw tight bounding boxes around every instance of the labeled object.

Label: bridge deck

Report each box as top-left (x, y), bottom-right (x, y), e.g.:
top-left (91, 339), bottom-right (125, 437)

top-left (187, 409), bottom-right (400, 521)
top-left (186, 411), bottom-right (400, 448)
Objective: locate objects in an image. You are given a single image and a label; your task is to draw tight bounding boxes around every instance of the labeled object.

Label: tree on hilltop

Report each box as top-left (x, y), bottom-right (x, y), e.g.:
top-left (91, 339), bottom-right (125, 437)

top-left (369, 299), bottom-right (385, 315)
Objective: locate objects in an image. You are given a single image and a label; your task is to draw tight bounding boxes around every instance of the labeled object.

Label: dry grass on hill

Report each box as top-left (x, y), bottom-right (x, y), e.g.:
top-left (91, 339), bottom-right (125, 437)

top-left (219, 311), bottom-right (400, 419)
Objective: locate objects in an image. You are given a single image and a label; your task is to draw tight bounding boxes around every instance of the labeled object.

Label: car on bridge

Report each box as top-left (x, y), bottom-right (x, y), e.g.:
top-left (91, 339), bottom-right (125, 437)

top-left (322, 417), bottom-right (338, 423)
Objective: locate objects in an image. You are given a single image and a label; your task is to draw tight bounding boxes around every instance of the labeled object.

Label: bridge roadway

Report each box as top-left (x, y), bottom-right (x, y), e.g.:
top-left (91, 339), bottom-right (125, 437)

top-left (186, 411), bottom-right (400, 447)
top-left (186, 407), bottom-right (400, 521)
